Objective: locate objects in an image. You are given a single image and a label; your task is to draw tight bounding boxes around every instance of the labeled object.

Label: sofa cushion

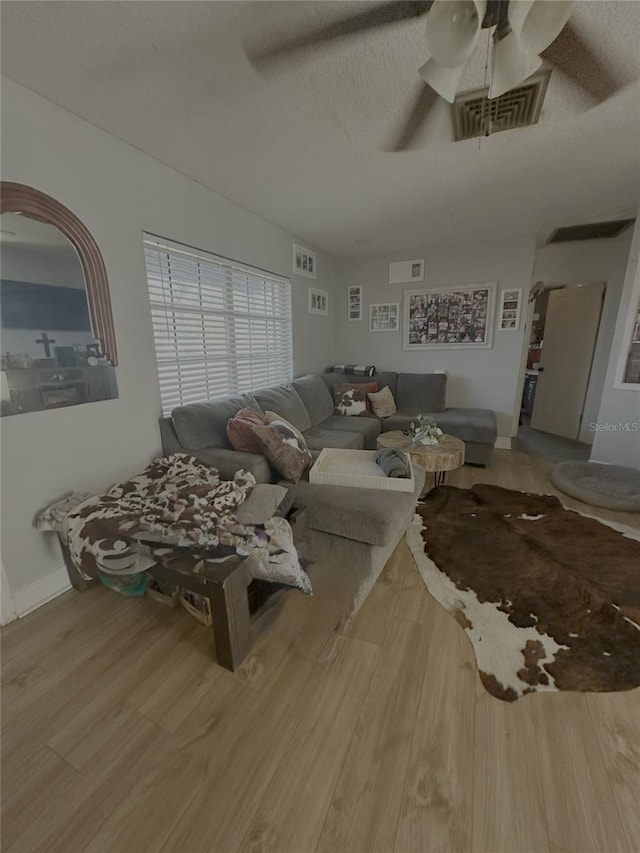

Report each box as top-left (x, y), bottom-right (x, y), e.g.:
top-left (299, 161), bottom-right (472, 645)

top-left (333, 382), bottom-right (378, 416)
top-left (303, 427), bottom-right (364, 451)
top-left (321, 371), bottom-right (397, 398)
top-left (226, 407), bottom-right (266, 454)
top-left (383, 408), bottom-right (497, 445)
top-left (368, 385), bottom-right (397, 418)
top-left (314, 415), bottom-right (381, 450)
top-left (252, 384), bottom-right (312, 431)
top-left (291, 374), bottom-right (335, 427)
top-left (172, 394), bottom-right (254, 451)
top-left (251, 419), bottom-right (313, 483)
top-left (396, 373), bottom-right (447, 414)
top-left (292, 478), bottom-right (418, 547)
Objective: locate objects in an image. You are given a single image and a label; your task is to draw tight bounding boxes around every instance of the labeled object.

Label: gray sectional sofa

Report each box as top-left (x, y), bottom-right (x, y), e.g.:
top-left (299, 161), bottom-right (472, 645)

top-left (159, 369), bottom-right (497, 477)
top-left (157, 370), bottom-right (496, 649)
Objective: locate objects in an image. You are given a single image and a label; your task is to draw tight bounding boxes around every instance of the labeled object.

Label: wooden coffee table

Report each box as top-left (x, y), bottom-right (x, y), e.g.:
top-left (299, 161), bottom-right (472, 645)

top-left (377, 430), bottom-right (465, 489)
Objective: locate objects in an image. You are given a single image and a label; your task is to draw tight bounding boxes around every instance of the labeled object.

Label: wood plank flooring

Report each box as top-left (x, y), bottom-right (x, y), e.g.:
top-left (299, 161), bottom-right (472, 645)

top-left (2, 449), bottom-right (639, 853)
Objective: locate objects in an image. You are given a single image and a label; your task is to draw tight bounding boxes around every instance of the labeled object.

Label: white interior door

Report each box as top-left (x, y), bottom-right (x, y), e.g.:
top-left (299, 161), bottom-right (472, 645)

top-left (531, 283), bottom-right (604, 439)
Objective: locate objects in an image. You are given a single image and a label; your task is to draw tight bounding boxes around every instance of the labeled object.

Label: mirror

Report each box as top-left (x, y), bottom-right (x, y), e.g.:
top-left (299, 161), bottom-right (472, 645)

top-left (0, 211), bottom-right (118, 415)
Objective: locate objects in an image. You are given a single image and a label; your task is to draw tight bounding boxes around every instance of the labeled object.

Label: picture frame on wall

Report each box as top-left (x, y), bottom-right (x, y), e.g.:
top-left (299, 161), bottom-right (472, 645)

top-left (389, 259), bottom-right (425, 284)
top-left (403, 282), bottom-right (497, 350)
top-left (293, 243), bottom-right (316, 279)
top-left (498, 288), bottom-right (522, 331)
top-left (348, 285), bottom-right (363, 321)
top-left (309, 287), bottom-right (328, 316)
top-left (370, 302), bottom-right (399, 332)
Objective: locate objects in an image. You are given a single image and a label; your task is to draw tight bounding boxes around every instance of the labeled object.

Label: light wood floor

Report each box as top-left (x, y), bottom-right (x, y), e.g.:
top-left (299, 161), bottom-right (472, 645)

top-left (2, 450), bottom-right (639, 853)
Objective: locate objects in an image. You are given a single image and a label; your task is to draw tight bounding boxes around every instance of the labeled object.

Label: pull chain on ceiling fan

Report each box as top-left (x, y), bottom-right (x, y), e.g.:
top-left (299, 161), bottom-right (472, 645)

top-left (247, 0), bottom-right (625, 151)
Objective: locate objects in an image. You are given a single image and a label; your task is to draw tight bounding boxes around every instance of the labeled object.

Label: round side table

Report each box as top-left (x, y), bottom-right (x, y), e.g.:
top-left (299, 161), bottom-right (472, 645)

top-left (376, 431), bottom-right (465, 490)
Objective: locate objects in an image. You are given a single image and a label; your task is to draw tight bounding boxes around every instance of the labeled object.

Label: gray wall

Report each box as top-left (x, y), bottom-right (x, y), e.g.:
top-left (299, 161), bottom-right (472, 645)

top-left (533, 230), bottom-right (633, 444)
top-left (591, 213), bottom-right (640, 468)
top-left (334, 236), bottom-right (537, 439)
top-left (0, 77), bottom-right (336, 594)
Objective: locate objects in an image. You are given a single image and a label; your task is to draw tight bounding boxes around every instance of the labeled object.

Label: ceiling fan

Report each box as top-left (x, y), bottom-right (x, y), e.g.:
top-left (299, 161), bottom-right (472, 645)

top-left (246, 0), bottom-right (623, 150)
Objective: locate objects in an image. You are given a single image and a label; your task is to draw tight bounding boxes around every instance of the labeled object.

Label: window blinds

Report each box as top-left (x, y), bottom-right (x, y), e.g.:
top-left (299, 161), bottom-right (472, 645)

top-left (143, 235), bottom-right (293, 416)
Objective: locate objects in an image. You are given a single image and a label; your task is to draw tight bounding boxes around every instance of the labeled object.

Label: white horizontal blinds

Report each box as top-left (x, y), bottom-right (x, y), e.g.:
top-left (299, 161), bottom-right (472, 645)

top-left (144, 235), bottom-right (292, 415)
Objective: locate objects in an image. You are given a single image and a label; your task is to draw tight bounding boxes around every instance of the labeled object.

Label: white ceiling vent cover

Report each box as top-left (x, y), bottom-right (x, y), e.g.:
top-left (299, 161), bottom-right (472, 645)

top-left (452, 70), bottom-right (551, 142)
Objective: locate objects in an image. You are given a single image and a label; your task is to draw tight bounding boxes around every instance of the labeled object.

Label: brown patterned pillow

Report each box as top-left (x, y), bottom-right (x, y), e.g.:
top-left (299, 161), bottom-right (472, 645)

top-left (226, 408), bottom-right (267, 454)
top-left (251, 417), bottom-right (313, 483)
top-left (334, 381), bottom-right (379, 416)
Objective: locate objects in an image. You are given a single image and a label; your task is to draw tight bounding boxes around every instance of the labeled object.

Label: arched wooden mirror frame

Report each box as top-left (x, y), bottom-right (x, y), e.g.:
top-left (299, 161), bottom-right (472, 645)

top-left (1, 182), bottom-right (118, 365)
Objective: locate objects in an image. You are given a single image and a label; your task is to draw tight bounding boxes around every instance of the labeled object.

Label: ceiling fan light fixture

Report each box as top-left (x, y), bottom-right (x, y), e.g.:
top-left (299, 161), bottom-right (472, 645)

top-left (418, 58), bottom-right (468, 103)
top-left (425, 0), bottom-right (486, 67)
top-left (489, 32), bottom-right (542, 99)
top-left (508, 0), bottom-right (573, 56)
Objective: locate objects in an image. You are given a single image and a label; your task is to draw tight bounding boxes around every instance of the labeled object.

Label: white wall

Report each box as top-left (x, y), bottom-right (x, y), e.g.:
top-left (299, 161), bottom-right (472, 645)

top-left (334, 237), bottom-right (537, 440)
top-left (0, 77), bottom-right (336, 596)
top-left (591, 213), bottom-right (640, 468)
top-left (533, 230), bottom-right (633, 443)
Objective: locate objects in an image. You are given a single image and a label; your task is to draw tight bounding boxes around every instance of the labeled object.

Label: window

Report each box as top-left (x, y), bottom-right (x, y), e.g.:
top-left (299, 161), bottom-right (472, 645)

top-left (144, 234), bottom-right (293, 415)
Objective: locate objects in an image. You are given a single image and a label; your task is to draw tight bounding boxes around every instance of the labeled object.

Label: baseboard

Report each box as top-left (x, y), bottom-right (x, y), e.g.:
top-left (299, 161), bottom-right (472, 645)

top-left (494, 437), bottom-right (512, 450)
top-left (12, 566), bottom-right (71, 618)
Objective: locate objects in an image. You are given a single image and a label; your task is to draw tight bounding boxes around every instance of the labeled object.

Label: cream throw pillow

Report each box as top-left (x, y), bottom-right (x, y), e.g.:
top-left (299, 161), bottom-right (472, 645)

top-left (367, 385), bottom-right (397, 418)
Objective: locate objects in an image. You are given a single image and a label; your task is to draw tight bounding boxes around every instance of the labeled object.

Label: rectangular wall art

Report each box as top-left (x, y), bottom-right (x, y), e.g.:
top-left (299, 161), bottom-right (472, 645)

top-left (293, 244), bottom-right (316, 279)
top-left (348, 285), bottom-right (362, 321)
top-left (370, 303), bottom-right (399, 332)
top-left (498, 288), bottom-right (522, 331)
top-left (403, 282), bottom-right (497, 350)
top-left (309, 287), bottom-right (328, 316)
top-left (389, 259), bottom-right (424, 284)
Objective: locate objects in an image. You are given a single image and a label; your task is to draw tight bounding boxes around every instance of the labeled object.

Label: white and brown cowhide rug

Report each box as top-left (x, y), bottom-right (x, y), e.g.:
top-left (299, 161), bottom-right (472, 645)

top-left (406, 484), bottom-right (640, 702)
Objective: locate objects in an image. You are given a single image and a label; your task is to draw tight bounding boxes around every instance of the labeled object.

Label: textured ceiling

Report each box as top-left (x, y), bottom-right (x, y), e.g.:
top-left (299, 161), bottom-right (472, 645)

top-left (2, 1), bottom-right (639, 255)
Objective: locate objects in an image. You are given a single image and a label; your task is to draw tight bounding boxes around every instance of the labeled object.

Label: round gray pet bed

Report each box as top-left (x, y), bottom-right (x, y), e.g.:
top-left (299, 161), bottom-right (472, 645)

top-left (551, 461), bottom-right (640, 512)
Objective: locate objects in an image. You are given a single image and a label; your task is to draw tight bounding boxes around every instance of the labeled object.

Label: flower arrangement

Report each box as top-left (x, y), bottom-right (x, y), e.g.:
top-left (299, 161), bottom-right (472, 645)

top-left (406, 414), bottom-right (443, 446)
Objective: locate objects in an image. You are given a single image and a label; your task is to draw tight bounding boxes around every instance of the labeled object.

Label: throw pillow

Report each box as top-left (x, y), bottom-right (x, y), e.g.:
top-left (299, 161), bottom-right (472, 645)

top-left (226, 407), bottom-right (267, 454)
top-left (264, 411), bottom-right (310, 447)
top-left (251, 418), bottom-right (313, 483)
top-left (334, 381), bottom-right (379, 416)
top-left (367, 385), bottom-right (397, 418)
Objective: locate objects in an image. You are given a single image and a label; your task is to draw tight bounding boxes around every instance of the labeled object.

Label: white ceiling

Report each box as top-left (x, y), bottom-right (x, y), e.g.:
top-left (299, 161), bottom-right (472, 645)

top-left (2, 1), bottom-right (639, 256)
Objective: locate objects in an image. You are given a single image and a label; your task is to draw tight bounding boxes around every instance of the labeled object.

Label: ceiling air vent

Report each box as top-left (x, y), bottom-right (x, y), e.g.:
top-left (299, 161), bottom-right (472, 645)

top-left (452, 70), bottom-right (551, 142)
top-left (547, 219), bottom-right (635, 243)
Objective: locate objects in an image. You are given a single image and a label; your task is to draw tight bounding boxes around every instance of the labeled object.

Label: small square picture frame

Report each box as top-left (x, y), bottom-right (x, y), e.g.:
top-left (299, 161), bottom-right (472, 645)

top-left (309, 287), bottom-right (329, 316)
top-left (293, 243), bottom-right (317, 279)
top-left (348, 285), bottom-right (363, 322)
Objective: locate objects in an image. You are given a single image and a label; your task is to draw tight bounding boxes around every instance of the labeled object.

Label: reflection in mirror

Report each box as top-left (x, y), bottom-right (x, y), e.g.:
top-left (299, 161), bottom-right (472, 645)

top-left (0, 213), bottom-right (118, 415)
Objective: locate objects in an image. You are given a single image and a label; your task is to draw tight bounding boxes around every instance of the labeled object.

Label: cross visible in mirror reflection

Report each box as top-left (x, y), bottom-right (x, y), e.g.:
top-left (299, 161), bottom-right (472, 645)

top-left (35, 332), bottom-right (56, 358)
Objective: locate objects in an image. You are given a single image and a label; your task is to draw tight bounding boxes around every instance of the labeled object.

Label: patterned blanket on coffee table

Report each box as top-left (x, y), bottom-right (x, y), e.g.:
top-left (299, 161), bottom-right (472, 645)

top-left (60, 454), bottom-right (311, 594)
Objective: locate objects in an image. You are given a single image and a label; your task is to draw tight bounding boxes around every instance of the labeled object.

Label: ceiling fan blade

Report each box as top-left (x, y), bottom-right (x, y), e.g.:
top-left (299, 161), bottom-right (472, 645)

top-left (248, 1), bottom-right (433, 67)
top-left (387, 83), bottom-right (439, 151)
top-left (541, 20), bottom-right (624, 104)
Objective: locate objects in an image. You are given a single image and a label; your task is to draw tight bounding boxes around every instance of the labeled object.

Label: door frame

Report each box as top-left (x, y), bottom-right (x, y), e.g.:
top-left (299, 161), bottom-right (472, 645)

top-left (1, 557), bottom-right (17, 626)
